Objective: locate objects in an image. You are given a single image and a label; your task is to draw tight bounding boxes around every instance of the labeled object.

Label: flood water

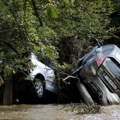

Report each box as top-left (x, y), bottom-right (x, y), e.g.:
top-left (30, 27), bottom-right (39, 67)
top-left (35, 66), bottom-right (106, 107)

top-left (0, 104), bottom-right (74, 120)
top-left (0, 104), bottom-right (120, 120)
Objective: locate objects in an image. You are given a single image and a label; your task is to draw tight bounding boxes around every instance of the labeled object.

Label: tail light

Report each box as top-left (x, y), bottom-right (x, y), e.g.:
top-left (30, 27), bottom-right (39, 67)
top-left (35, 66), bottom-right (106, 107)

top-left (96, 57), bottom-right (106, 66)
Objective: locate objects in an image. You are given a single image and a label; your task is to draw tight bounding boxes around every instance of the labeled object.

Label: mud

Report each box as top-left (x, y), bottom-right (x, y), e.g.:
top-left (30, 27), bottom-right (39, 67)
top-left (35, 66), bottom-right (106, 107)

top-left (0, 104), bottom-right (120, 120)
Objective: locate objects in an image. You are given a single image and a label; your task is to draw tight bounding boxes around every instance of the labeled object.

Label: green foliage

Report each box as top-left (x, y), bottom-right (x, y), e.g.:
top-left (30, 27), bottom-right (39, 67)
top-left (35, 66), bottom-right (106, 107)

top-left (52, 0), bottom-right (114, 41)
top-left (0, 0), bottom-right (119, 78)
top-left (38, 25), bottom-right (57, 41)
top-left (0, 1), bottom-right (5, 11)
top-left (113, 0), bottom-right (120, 12)
top-left (46, 4), bottom-right (58, 19)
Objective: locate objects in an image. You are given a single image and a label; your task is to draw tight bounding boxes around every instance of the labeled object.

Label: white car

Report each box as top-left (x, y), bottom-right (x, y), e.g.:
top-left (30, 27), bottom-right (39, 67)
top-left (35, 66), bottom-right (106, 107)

top-left (23, 52), bottom-right (58, 98)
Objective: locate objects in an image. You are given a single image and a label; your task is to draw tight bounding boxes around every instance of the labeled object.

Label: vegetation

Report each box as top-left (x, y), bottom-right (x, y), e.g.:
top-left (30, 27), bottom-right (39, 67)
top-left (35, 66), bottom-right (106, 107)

top-left (0, 0), bottom-right (118, 74)
top-left (0, 0), bottom-right (120, 102)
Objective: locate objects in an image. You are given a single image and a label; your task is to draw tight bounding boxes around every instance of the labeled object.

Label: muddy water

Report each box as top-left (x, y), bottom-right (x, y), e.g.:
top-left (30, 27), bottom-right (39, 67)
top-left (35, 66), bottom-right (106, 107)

top-left (0, 104), bottom-right (120, 120)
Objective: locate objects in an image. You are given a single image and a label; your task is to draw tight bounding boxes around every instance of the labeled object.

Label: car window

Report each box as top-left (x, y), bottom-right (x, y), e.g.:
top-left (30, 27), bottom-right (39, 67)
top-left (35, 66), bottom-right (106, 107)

top-left (22, 51), bottom-right (38, 60)
top-left (31, 52), bottom-right (38, 60)
top-left (22, 51), bottom-right (31, 57)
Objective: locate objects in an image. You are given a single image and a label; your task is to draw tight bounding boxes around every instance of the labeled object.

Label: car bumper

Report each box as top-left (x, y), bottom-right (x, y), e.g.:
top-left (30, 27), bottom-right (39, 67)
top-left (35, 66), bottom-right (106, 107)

top-left (97, 58), bottom-right (120, 95)
top-left (86, 76), bottom-right (120, 105)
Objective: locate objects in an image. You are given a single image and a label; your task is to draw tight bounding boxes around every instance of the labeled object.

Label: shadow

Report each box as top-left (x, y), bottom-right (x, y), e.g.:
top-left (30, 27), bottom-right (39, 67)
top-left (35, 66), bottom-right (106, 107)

top-left (13, 80), bottom-right (83, 105)
top-left (13, 80), bottom-right (58, 104)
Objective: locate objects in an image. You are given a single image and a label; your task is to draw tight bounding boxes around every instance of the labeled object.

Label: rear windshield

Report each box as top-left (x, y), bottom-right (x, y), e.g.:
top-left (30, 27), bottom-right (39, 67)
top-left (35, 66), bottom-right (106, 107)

top-left (96, 44), bottom-right (115, 57)
top-left (101, 45), bottom-right (115, 56)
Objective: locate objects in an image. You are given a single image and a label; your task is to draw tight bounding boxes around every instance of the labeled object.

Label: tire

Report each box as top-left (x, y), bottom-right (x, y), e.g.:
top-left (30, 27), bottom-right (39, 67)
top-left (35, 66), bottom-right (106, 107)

top-left (76, 81), bottom-right (94, 105)
top-left (33, 78), bottom-right (45, 98)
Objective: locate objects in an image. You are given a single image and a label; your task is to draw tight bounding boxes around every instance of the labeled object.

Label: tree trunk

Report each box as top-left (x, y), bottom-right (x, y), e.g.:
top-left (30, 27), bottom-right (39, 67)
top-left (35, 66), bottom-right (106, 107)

top-left (3, 76), bottom-right (13, 105)
top-left (0, 76), bottom-right (4, 87)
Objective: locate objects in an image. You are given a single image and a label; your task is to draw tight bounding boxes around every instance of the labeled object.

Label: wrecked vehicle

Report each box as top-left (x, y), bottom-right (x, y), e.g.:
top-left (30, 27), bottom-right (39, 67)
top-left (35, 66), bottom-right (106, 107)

top-left (0, 51), bottom-right (58, 104)
top-left (77, 44), bottom-right (120, 105)
top-left (27, 52), bottom-right (58, 97)
top-left (13, 51), bottom-right (58, 103)
top-left (64, 44), bottom-right (120, 105)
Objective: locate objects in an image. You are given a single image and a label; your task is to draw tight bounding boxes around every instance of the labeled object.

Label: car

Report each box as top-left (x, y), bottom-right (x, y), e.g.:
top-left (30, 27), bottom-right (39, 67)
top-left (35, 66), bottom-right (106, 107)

top-left (13, 51), bottom-right (58, 100)
top-left (76, 44), bottom-right (120, 105)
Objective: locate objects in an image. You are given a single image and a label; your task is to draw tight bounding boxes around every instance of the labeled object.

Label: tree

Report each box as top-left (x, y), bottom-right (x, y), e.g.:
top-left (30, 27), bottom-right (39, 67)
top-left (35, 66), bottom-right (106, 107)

top-left (0, 0), bottom-right (118, 104)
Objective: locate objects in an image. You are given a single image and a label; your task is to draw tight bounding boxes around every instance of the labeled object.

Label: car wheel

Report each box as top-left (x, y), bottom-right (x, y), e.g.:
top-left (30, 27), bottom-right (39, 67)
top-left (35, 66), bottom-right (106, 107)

top-left (76, 81), bottom-right (94, 105)
top-left (33, 78), bottom-right (45, 98)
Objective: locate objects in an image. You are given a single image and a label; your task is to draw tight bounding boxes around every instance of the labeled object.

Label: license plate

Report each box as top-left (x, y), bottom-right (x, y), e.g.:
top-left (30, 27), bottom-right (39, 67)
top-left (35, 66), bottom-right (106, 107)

top-left (103, 73), bottom-right (117, 90)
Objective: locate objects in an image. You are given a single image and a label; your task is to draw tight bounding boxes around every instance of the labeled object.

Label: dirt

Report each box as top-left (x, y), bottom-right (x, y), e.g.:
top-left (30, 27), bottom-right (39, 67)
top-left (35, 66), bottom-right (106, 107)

top-left (0, 104), bottom-right (120, 120)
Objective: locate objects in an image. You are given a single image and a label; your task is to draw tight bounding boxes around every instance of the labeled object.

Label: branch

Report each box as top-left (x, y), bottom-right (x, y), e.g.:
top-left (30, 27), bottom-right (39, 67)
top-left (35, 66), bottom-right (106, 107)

top-left (31, 0), bottom-right (43, 27)
top-left (109, 33), bottom-right (120, 40)
top-left (0, 39), bottom-right (20, 57)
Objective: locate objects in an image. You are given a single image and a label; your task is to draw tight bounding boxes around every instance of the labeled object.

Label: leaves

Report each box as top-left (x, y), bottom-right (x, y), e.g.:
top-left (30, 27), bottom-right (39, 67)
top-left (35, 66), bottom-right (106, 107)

top-left (0, 1), bottom-right (5, 10)
top-left (47, 4), bottom-right (58, 19)
top-left (43, 45), bottom-right (59, 60)
top-left (0, 0), bottom-right (119, 76)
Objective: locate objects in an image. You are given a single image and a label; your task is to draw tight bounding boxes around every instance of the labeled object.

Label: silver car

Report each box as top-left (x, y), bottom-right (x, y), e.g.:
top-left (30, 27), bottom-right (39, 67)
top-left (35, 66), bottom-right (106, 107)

top-left (14, 52), bottom-right (58, 99)
top-left (77, 44), bottom-right (120, 105)
top-left (28, 52), bottom-right (57, 98)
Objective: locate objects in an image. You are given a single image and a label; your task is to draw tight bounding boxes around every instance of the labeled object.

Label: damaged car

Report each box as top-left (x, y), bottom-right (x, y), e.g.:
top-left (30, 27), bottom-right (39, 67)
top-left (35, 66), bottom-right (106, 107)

top-left (13, 51), bottom-right (58, 103)
top-left (64, 44), bottom-right (120, 105)
top-left (76, 44), bottom-right (120, 105)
